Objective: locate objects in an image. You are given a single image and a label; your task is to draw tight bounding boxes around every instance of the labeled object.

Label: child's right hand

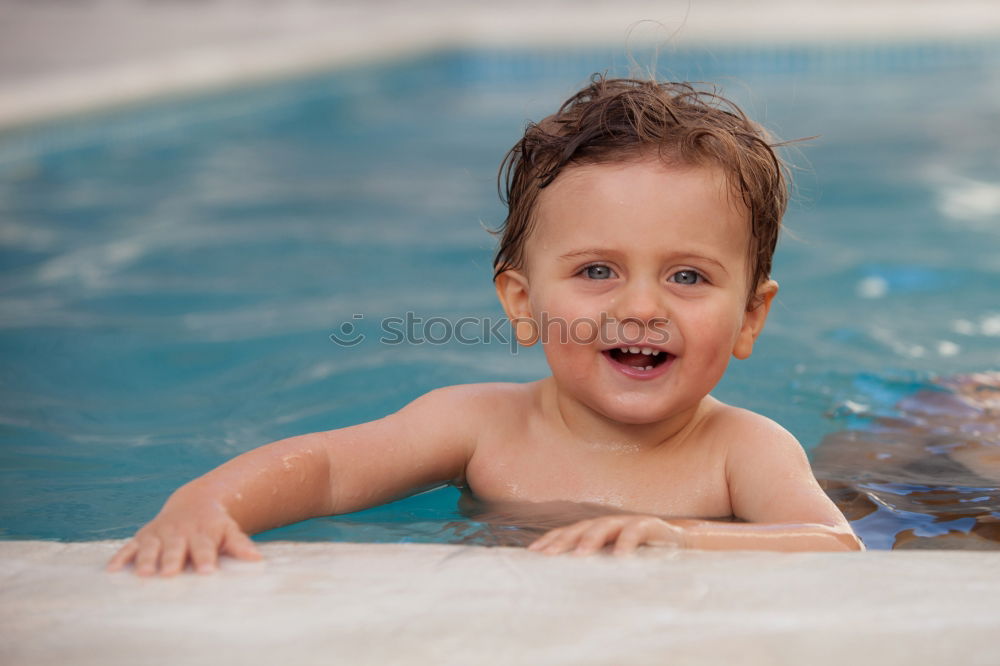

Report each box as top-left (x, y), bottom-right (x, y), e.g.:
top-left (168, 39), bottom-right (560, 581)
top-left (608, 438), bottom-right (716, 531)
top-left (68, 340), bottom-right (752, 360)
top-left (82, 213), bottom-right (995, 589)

top-left (106, 499), bottom-right (262, 577)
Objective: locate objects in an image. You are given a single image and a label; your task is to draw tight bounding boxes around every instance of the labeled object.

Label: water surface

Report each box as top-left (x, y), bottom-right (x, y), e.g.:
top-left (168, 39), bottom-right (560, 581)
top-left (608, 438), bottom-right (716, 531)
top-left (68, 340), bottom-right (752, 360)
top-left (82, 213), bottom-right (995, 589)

top-left (1, 44), bottom-right (998, 548)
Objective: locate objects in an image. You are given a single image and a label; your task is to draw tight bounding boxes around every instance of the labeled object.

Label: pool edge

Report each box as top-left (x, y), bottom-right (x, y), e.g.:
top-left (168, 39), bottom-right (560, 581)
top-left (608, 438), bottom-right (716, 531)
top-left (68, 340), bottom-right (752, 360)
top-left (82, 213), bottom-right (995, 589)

top-left (2, 539), bottom-right (998, 665)
top-left (3, 0), bottom-right (1000, 131)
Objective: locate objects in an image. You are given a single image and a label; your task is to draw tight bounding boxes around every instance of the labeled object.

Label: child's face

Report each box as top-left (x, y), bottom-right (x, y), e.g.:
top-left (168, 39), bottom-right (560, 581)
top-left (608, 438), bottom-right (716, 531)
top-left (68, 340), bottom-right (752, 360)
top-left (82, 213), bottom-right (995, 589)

top-left (497, 159), bottom-right (776, 425)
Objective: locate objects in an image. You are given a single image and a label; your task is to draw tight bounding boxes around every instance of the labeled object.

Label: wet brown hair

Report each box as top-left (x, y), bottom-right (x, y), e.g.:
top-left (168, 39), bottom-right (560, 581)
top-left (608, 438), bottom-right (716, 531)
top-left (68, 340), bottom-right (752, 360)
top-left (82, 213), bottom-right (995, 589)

top-left (492, 74), bottom-right (792, 309)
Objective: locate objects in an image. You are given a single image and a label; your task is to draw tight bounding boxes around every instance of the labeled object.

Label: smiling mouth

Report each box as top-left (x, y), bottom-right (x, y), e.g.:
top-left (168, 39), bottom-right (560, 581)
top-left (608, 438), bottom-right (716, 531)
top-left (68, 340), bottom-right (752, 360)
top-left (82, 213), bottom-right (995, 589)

top-left (603, 347), bottom-right (671, 371)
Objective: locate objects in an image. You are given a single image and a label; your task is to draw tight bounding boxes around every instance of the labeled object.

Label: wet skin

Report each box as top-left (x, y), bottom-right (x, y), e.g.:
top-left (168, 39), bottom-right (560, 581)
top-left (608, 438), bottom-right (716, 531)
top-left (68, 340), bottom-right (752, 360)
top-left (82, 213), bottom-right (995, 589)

top-left (108, 160), bottom-right (861, 576)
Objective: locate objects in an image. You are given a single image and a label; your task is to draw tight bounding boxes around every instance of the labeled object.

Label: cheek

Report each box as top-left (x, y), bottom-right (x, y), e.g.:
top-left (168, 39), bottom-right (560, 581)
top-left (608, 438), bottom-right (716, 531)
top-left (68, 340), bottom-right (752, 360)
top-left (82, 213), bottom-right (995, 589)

top-left (536, 307), bottom-right (603, 377)
top-left (531, 286), bottom-right (602, 324)
top-left (541, 340), bottom-right (593, 383)
top-left (682, 303), bottom-right (745, 350)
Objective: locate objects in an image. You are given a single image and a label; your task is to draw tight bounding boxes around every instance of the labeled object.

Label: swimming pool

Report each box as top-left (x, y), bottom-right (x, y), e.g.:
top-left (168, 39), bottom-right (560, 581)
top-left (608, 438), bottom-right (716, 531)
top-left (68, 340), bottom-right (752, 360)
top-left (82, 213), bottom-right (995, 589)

top-left (1, 43), bottom-right (998, 548)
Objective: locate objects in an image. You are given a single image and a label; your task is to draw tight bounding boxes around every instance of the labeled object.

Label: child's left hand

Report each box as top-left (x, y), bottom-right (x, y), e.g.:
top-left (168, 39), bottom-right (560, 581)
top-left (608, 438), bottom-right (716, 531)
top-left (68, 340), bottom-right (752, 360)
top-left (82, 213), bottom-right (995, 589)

top-left (527, 515), bottom-right (686, 556)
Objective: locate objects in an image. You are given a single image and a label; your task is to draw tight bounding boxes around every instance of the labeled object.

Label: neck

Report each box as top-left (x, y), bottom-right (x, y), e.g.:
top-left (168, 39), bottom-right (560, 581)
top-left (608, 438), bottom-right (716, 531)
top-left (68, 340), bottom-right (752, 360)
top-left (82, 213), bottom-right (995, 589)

top-left (541, 377), bottom-right (710, 454)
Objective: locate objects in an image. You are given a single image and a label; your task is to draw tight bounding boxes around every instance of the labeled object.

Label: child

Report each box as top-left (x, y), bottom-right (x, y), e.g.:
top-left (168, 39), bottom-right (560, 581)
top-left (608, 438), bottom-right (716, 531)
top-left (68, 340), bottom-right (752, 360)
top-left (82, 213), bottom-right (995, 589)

top-left (108, 75), bottom-right (863, 576)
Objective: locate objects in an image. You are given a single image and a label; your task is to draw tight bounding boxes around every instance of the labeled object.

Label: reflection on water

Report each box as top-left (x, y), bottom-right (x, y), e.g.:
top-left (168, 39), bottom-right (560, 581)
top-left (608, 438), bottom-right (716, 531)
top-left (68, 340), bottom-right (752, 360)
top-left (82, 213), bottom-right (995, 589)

top-left (453, 493), bottom-right (637, 547)
top-left (452, 491), bottom-right (742, 548)
top-left (814, 372), bottom-right (1000, 550)
top-left (261, 492), bottom-right (650, 547)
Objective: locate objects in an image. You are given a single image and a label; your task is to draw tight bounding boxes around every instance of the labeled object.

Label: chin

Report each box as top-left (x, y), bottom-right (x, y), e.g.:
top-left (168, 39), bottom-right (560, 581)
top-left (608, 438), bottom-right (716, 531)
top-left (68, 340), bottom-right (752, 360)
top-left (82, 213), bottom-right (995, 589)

top-left (593, 396), bottom-right (679, 426)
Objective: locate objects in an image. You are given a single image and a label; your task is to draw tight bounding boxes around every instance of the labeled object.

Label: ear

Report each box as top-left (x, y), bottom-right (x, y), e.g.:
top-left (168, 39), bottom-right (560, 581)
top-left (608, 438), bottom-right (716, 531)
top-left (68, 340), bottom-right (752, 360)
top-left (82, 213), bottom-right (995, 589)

top-left (732, 279), bottom-right (778, 360)
top-left (495, 269), bottom-right (538, 347)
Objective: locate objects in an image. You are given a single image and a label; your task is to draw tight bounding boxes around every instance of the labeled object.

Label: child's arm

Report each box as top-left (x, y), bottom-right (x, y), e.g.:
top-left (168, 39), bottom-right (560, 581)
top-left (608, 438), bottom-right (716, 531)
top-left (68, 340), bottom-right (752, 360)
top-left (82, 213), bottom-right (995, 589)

top-left (528, 418), bottom-right (863, 555)
top-left (697, 417), bottom-right (863, 550)
top-left (107, 386), bottom-right (477, 576)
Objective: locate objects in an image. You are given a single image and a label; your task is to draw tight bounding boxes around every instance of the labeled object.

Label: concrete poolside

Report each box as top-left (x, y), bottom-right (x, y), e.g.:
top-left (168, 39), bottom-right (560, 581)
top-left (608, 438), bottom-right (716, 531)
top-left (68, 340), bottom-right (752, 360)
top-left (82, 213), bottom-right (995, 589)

top-left (2, 0), bottom-right (1000, 129)
top-left (2, 540), bottom-right (999, 666)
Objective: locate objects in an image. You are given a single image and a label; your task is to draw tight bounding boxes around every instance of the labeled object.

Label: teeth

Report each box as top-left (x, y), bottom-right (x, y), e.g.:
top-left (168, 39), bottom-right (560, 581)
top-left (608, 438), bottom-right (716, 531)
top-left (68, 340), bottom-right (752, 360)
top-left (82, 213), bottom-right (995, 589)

top-left (643, 365), bottom-right (652, 370)
top-left (614, 346), bottom-right (664, 358)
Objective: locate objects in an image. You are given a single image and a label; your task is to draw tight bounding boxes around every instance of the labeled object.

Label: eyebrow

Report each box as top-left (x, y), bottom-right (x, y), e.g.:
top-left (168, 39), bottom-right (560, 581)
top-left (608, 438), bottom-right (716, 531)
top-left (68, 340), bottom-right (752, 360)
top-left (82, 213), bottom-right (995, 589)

top-left (558, 248), bottom-right (729, 273)
top-left (559, 248), bottom-right (617, 261)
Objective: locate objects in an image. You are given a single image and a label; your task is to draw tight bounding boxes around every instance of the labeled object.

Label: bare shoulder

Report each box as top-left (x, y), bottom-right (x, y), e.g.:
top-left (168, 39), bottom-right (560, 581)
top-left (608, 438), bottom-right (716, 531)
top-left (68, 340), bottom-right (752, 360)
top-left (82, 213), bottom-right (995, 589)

top-left (394, 381), bottom-right (538, 436)
top-left (336, 382), bottom-right (538, 493)
top-left (409, 381), bottom-right (537, 411)
top-left (704, 397), bottom-right (849, 528)
top-left (698, 397), bottom-right (803, 462)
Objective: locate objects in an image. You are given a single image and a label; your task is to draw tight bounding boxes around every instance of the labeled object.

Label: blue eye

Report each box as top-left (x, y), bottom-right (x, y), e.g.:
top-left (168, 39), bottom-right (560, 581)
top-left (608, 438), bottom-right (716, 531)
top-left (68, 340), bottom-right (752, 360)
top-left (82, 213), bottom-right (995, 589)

top-left (583, 265), bottom-right (614, 280)
top-left (671, 270), bottom-right (702, 285)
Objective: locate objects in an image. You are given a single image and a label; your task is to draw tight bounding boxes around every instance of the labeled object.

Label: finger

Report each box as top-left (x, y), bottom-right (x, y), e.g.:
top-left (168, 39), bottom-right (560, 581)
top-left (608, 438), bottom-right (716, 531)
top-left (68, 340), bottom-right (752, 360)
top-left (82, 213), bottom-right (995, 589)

top-left (528, 524), bottom-right (580, 551)
top-left (542, 521), bottom-right (598, 555)
top-left (612, 523), bottom-right (646, 556)
top-left (133, 537), bottom-right (162, 577)
top-left (159, 536), bottom-right (189, 577)
top-left (189, 534), bottom-right (219, 574)
top-left (222, 525), bottom-right (262, 561)
top-left (106, 539), bottom-right (139, 572)
top-left (527, 528), bottom-right (565, 552)
top-left (574, 521), bottom-right (624, 556)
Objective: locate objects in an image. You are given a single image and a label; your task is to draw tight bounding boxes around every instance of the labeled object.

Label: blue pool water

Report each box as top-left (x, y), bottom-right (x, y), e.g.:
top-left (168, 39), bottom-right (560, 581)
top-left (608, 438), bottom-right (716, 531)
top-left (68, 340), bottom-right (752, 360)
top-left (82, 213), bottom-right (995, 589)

top-left (1, 44), bottom-right (999, 548)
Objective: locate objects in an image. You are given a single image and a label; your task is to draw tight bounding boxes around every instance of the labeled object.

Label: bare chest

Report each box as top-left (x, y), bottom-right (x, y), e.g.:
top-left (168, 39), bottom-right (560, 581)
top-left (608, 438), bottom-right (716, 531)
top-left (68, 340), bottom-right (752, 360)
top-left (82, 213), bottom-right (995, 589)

top-left (464, 429), bottom-right (733, 519)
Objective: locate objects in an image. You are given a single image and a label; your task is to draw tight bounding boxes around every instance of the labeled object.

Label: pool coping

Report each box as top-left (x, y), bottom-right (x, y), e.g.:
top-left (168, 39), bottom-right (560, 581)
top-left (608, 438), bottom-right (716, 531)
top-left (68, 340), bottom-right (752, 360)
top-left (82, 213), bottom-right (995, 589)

top-left (2, 539), bottom-right (999, 665)
top-left (2, 0), bottom-right (1000, 130)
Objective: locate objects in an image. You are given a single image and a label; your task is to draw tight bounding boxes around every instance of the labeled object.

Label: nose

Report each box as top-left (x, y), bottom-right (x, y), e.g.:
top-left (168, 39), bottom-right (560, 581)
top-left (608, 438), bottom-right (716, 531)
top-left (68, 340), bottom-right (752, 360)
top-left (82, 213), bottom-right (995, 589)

top-left (611, 276), bottom-right (665, 326)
